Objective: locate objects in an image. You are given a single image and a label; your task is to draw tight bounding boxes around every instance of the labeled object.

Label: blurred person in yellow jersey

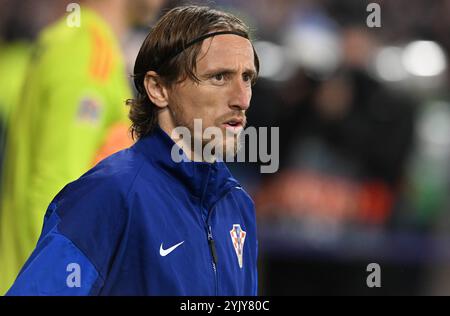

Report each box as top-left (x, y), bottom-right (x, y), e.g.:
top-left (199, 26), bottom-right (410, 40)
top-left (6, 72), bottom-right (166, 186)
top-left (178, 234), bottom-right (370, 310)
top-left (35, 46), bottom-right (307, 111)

top-left (0, 0), bottom-right (69, 186)
top-left (0, 0), bottom-right (166, 294)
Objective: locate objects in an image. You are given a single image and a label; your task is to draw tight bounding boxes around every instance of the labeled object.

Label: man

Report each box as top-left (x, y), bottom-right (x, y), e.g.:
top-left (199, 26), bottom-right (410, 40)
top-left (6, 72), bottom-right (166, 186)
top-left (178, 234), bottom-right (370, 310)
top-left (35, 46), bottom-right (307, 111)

top-left (7, 5), bottom-right (259, 295)
top-left (0, 0), bottom-right (164, 294)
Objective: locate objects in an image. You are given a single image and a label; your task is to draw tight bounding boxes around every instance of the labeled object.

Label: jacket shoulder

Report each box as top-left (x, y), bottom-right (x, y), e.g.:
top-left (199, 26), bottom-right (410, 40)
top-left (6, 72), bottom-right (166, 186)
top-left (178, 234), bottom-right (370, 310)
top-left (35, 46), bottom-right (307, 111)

top-left (56, 147), bottom-right (145, 204)
top-left (47, 147), bottom-right (146, 278)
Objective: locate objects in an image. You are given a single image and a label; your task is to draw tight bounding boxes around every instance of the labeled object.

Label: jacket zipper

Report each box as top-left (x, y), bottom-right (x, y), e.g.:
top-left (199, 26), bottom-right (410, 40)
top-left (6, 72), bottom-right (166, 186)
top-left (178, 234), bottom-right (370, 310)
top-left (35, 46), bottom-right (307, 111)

top-left (207, 224), bottom-right (218, 295)
top-left (204, 185), bottom-right (242, 296)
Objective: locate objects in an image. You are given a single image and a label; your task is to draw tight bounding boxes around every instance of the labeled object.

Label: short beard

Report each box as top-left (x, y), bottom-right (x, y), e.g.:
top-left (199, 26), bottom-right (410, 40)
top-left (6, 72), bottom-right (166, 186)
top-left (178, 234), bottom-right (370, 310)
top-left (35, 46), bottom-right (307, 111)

top-left (202, 132), bottom-right (242, 162)
top-left (169, 104), bottom-right (243, 162)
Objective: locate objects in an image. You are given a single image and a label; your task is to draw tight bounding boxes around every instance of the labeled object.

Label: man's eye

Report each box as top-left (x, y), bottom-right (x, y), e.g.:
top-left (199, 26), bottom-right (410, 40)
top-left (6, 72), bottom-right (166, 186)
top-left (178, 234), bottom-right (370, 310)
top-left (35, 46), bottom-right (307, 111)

top-left (243, 73), bottom-right (256, 86)
top-left (213, 73), bottom-right (224, 81)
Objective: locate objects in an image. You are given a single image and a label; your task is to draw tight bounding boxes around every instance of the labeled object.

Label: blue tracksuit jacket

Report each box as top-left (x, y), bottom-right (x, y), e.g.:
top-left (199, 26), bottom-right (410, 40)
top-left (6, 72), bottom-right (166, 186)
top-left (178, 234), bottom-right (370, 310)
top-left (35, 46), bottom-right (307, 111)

top-left (6, 126), bottom-right (258, 295)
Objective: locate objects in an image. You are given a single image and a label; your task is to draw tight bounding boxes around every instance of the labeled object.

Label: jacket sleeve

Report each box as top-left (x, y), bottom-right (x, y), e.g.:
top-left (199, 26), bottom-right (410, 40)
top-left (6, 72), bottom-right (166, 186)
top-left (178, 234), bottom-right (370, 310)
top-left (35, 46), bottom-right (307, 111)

top-left (6, 164), bottom-right (129, 296)
top-left (6, 226), bottom-right (102, 296)
top-left (5, 195), bottom-right (104, 296)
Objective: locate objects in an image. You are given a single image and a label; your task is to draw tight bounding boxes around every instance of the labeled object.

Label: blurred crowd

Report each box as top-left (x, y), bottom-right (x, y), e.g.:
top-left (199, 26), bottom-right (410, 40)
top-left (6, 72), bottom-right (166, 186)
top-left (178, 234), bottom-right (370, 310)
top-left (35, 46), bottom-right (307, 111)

top-left (0, 0), bottom-right (449, 295)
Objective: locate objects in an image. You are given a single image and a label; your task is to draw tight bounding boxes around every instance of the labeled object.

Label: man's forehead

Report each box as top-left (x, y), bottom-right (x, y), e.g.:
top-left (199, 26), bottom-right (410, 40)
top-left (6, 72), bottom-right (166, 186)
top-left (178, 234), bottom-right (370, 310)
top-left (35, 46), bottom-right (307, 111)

top-left (197, 34), bottom-right (256, 69)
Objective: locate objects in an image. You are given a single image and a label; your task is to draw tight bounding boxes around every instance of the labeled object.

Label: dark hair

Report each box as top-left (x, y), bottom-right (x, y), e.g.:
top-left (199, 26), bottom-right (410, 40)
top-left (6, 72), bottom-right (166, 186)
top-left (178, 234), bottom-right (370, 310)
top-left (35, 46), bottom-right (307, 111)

top-left (127, 5), bottom-right (259, 140)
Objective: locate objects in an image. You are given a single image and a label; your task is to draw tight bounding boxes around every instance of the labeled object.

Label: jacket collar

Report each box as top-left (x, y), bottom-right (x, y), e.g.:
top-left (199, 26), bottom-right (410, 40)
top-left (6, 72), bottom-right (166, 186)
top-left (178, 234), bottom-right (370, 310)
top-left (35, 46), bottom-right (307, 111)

top-left (133, 125), bottom-right (241, 212)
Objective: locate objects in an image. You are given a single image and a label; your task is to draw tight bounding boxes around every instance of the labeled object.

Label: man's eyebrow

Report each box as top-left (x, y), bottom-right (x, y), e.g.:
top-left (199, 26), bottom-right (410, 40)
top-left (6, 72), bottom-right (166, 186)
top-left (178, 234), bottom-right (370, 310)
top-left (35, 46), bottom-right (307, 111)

top-left (202, 67), bottom-right (257, 76)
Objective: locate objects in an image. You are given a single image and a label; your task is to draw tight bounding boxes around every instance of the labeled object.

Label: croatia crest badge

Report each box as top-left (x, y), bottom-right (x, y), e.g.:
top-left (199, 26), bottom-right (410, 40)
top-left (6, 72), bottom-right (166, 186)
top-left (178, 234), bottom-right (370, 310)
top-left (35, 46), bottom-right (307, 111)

top-left (230, 224), bottom-right (246, 269)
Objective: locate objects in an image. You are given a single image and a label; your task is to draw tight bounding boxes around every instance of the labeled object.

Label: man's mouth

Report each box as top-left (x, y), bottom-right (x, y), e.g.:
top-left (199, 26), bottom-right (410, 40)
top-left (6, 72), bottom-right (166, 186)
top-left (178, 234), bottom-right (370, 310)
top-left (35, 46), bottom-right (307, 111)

top-left (223, 117), bottom-right (245, 133)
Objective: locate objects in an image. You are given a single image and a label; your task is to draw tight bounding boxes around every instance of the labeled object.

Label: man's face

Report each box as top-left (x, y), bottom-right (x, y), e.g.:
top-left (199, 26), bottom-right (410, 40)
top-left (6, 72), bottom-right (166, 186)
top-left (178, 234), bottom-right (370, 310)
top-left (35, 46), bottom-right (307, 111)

top-left (166, 34), bottom-right (257, 159)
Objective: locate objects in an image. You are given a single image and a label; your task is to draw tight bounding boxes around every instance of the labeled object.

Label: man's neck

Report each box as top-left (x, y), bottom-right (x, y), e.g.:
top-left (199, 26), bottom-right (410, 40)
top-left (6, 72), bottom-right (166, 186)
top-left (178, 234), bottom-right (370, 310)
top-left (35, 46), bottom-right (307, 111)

top-left (83, 0), bottom-right (128, 40)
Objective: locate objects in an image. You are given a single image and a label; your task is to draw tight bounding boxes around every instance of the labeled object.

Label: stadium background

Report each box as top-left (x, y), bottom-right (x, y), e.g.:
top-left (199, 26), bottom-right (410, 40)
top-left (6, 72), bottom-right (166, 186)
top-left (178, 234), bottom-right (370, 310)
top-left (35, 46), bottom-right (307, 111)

top-left (1, 0), bottom-right (450, 295)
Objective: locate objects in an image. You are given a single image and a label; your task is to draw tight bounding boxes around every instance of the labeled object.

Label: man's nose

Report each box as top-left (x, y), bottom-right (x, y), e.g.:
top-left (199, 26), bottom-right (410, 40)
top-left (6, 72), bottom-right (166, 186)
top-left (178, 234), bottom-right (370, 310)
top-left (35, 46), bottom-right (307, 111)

top-left (229, 78), bottom-right (251, 111)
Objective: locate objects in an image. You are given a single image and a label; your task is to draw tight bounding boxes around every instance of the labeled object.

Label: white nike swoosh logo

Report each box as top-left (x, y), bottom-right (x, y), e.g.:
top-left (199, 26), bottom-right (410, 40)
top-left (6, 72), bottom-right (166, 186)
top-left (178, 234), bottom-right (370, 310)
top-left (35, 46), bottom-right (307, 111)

top-left (159, 241), bottom-right (184, 257)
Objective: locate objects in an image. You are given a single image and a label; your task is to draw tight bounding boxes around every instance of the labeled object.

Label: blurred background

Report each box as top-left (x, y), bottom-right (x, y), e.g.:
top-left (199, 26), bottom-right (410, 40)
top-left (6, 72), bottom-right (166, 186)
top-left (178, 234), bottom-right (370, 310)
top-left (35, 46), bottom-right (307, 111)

top-left (1, 0), bottom-right (450, 295)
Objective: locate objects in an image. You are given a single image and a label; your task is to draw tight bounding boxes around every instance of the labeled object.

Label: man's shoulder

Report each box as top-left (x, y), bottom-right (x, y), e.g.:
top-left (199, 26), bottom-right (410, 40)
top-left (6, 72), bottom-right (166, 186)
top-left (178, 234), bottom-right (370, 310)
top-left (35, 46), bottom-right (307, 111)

top-left (45, 148), bottom-right (149, 279)
top-left (56, 147), bottom-right (148, 205)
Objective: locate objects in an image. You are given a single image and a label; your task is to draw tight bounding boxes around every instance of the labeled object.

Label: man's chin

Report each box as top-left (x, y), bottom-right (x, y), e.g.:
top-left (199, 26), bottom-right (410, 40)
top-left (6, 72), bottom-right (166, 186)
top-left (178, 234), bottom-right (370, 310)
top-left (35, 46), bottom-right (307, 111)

top-left (198, 136), bottom-right (238, 161)
top-left (222, 124), bottom-right (244, 136)
top-left (224, 135), bottom-right (241, 159)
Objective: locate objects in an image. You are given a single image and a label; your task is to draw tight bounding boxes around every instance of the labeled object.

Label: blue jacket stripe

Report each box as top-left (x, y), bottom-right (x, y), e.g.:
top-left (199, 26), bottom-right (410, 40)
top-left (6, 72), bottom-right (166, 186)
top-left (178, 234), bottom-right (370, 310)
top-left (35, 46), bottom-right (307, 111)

top-left (7, 229), bottom-right (100, 296)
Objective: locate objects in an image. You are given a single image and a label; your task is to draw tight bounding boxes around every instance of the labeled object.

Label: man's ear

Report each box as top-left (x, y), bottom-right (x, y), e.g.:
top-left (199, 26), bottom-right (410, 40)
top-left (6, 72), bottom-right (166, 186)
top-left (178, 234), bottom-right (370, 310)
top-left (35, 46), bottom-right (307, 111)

top-left (144, 70), bottom-right (169, 108)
